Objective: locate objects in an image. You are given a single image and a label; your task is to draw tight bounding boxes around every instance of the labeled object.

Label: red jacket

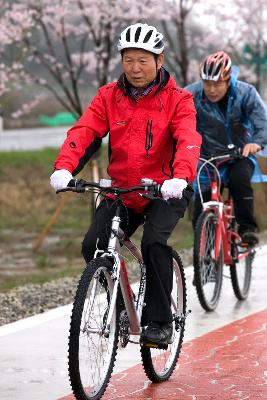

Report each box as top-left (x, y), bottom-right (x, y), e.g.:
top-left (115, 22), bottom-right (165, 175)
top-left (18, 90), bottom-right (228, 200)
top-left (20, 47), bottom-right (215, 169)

top-left (54, 68), bottom-right (202, 212)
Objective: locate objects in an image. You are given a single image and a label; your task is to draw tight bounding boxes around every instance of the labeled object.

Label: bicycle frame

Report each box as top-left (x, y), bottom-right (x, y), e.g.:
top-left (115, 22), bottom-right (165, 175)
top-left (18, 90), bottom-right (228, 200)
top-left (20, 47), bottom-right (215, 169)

top-left (94, 204), bottom-right (146, 336)
top-left (204, 180), bottom-right (236, 264)
top-left (199, 156), bottom-right (252, 265)
top-left (60, 178), bottom-right (181, 338)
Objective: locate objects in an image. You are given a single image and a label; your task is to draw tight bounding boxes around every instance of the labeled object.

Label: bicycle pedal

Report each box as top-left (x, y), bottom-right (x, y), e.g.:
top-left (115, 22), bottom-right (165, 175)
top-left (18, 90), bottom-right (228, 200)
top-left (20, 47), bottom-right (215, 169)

top-left (239, 240), bottom-right (249, 247)
top-left (140, 340), bottom-right (168, 350)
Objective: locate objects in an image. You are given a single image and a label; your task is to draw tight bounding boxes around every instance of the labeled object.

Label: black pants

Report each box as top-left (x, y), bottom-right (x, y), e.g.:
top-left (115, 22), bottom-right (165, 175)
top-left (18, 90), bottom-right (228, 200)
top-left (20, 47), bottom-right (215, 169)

top-left (82, 188), bottom-right (193, 325)
top-left (193, 158), bottom-right (258, 233)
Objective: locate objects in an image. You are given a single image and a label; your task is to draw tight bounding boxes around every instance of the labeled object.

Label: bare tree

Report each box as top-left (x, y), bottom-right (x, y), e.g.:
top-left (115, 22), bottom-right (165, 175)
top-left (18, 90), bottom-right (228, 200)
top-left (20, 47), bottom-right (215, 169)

top-left (161, 0), bottom-right (200, 86)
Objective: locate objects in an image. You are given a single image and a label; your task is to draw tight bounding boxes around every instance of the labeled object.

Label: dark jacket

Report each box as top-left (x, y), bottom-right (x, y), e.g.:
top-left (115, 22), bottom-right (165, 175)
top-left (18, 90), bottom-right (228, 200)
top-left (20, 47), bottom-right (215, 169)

top-left (185, 78), bottom-right (267, 158)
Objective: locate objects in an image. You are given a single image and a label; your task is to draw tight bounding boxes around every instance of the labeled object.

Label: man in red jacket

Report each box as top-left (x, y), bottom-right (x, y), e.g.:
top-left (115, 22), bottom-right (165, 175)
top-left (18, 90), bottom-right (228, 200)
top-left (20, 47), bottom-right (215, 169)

top-left (50, 23), bottom-right (201, 346)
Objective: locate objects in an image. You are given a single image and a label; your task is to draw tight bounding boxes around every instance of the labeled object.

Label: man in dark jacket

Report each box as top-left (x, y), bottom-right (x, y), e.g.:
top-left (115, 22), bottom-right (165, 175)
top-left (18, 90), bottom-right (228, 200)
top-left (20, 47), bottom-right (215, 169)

top-left (50, 23), bottom-right (201, 346)
top-left (186, 51), bottom-right (267, 245)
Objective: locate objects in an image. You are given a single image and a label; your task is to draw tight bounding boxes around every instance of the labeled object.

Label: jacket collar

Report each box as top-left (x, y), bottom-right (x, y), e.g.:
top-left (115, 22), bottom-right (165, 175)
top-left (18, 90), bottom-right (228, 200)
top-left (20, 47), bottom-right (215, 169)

top-left (117, 67), bottom-right (170, 97)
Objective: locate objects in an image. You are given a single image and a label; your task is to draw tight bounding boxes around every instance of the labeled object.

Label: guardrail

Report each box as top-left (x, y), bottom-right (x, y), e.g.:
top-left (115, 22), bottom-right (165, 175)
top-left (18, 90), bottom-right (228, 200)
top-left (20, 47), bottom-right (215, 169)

top-left (0, 126), bottom-right (69, 151)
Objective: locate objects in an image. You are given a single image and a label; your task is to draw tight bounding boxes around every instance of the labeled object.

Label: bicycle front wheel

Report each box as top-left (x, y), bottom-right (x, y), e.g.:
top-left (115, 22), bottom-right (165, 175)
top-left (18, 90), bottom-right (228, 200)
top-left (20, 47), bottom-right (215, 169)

top-left (230, 244), bottom-right (254, 300)
top-left (140, 251), bottom-right (186, 382)
top-left (68, 257), bottom-right (119, 400)
top-left (193, 210), bottom-right (223, 311)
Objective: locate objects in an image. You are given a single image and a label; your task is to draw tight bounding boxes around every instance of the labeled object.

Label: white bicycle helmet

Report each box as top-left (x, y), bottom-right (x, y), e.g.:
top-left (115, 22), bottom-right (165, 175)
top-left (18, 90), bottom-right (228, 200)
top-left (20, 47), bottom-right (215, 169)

top-left (117, 23), bottom-right (164, 55)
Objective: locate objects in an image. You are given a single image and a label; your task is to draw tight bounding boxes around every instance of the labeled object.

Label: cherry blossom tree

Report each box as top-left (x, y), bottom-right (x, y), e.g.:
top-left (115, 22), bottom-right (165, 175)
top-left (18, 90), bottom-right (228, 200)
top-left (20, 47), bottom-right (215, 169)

top-left (0, 0), bottom-right (227, 119)
top-left (196, 0), bottom-right (267, 93)
top-left (0, 0), bottom-right (169, 118)
top-left (4, 0), bottom-right (264, 121)
top-left (227, 0), bottom-right (267, 91)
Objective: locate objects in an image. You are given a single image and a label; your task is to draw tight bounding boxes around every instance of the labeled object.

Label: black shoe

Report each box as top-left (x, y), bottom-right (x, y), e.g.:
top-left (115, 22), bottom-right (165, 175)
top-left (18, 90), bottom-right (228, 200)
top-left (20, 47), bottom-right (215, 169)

top-left (140, 322), bottom-right (173, 346)
top-left (240, 231), bottom-right (259, 246)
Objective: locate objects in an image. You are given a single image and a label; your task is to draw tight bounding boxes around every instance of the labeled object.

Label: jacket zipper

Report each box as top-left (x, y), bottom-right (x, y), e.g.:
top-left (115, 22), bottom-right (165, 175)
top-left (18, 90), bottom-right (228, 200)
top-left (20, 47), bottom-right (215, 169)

top-left (145, 119), bottom-right (153, 157)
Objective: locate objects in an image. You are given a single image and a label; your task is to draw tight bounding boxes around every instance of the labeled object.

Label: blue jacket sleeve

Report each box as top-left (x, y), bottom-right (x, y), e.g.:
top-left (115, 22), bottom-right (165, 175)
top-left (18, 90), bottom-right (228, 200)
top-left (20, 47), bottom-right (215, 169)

top-left (242, 85), bottom-right (267, 147)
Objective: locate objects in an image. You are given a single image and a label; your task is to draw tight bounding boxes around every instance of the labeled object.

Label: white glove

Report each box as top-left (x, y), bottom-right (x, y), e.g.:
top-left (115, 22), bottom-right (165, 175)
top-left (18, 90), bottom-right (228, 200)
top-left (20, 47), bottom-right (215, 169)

top-left (50, 169), bottom-right (73, 191)
top-left (161, 178), bottom-right (187, 200)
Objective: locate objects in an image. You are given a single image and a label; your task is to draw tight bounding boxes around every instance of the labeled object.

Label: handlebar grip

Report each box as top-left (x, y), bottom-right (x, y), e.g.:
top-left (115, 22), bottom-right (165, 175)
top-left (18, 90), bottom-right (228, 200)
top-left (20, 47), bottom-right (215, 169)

top-left (68, 179), bottom-right (77, 187)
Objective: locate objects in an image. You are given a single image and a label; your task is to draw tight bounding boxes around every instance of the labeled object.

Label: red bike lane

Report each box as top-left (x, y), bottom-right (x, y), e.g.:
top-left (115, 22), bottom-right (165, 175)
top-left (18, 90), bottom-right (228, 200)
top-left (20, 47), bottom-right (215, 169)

top-left (60, 308), bottom-right (267, 400)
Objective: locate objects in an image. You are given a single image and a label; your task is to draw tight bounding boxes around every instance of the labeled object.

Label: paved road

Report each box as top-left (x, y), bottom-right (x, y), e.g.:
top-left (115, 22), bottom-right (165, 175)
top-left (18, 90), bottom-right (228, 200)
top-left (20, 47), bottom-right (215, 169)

top-left (0, 127), bottom-right (69, 151)
top-left (0, 245), bottom-right (267, 400)
top-left (0, 126), bottom-right (108, 151)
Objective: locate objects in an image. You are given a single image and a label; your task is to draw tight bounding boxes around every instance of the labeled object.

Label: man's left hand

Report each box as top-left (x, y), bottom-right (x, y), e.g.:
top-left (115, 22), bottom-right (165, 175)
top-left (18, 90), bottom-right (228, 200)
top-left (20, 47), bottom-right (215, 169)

top-left (242, 143), bottom-right (261, 157)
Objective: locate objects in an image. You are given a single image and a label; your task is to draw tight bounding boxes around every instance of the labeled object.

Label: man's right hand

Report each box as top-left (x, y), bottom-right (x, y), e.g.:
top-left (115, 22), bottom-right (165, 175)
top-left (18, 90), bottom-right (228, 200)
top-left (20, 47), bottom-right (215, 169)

top-left (50, 169), bottom-right (73, 191)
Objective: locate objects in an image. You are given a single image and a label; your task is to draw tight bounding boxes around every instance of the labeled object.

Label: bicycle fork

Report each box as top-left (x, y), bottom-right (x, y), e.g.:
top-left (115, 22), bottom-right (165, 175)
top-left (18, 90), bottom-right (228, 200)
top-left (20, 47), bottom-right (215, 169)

top-left (215, 203), bottom-right (223, 262)
top-left (203, 201), bottom-right (223, 262)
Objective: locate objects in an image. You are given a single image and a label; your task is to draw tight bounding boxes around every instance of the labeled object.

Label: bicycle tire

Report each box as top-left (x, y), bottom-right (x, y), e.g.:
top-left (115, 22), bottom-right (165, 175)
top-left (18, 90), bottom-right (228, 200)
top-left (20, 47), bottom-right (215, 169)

top-left (68, 257), bottom-right (119, 400)
top-left (230, 245), bottom-right (253, 300)
top-left (140, 251), bottom-right (186, 382)
top-left (193, 210), bottom-right (223, 311)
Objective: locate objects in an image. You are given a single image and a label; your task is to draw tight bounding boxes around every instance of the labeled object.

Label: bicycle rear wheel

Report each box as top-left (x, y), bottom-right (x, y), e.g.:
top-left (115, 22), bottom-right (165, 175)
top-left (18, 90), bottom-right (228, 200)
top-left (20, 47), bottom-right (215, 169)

top-left (230, 244), bottom-right (254, 300)
top-left (68, 257), bottom-right (119, 400)
top-left (193, 210), bottom-right (223, 311)
top-left (140, 251), bottom-right (186, 382)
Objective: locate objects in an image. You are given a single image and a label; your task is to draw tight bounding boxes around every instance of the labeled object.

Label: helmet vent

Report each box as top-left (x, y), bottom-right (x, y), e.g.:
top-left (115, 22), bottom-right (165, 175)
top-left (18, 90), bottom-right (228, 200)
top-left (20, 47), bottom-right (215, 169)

top-left (126, 28), bottom-right (131, 42)
top-left (208, 62), bottom-right (214, 76)
top-left (214, 63), bottom-right (222, 76)
top-left (154, 40), bottom-right (163, 49)
top-left (143, 30), bottom-right (153, 43)
top-left (203, 61), bottom-right (207, 74)
top-left (135, 27), bottom-right (142, 42)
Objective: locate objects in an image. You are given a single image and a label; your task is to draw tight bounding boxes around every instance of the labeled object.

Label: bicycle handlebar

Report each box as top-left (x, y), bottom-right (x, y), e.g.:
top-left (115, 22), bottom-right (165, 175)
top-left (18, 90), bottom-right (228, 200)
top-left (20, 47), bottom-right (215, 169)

top-left (196, 147), bottom-right (245, 204)
top-left (201, 147), bottom-right (244, 164)
top-left (56, 178), bottom-right (162, 199)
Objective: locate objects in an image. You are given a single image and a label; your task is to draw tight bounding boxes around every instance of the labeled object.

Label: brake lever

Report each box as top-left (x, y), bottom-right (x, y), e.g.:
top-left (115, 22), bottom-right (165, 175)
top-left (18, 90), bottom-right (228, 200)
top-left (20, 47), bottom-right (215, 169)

top-left (74, 178), bottom-right (87, 193)
top-left (141, 193), bottom-right (165, 201)
top-left (56, 178), bottom-right (87, 194)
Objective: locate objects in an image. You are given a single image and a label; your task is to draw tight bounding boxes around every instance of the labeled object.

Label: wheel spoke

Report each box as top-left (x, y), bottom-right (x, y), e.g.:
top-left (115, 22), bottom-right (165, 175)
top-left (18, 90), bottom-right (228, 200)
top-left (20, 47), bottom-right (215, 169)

top-left (230, 245), bottom-right (253, 300)
top-left (194, 211), bottom-right (223, 311)
top-left (141, 252), bottom-right (186, 382)
top-left (68, 258), bottom-right (119, 400)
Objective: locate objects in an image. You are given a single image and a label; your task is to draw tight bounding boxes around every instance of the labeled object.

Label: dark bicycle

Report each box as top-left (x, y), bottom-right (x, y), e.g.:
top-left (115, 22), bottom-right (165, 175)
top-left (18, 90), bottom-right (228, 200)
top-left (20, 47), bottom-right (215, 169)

top-left (57, 178), bottom-right (188, 400)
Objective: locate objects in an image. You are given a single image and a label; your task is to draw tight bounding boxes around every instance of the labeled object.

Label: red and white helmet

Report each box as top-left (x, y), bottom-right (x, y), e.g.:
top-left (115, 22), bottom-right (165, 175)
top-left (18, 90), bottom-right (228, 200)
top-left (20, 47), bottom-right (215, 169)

top-left (117, 23), bottom-right (164, 55)
top-left (200, 51), bottom-right (232, 81)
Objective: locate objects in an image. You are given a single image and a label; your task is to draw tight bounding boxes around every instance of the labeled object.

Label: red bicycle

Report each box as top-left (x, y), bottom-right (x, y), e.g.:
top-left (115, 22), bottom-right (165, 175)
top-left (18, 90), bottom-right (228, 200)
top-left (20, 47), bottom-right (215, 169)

top-left (193, 149), bottom-right (256, 311)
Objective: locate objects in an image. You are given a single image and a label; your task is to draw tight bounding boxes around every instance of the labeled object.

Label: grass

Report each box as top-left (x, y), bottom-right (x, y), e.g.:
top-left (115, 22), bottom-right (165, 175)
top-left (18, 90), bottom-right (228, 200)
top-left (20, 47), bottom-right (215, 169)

top-left (0, 148), bottom-right (59, 172)
top-left (0, 147), bottom-right (266, 292)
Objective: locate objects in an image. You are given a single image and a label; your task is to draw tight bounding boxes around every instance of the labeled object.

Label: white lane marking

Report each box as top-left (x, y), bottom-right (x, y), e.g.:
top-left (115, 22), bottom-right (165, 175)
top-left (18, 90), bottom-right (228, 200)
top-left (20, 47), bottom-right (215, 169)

top-left (0, 303), bottom-right (72, 337)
